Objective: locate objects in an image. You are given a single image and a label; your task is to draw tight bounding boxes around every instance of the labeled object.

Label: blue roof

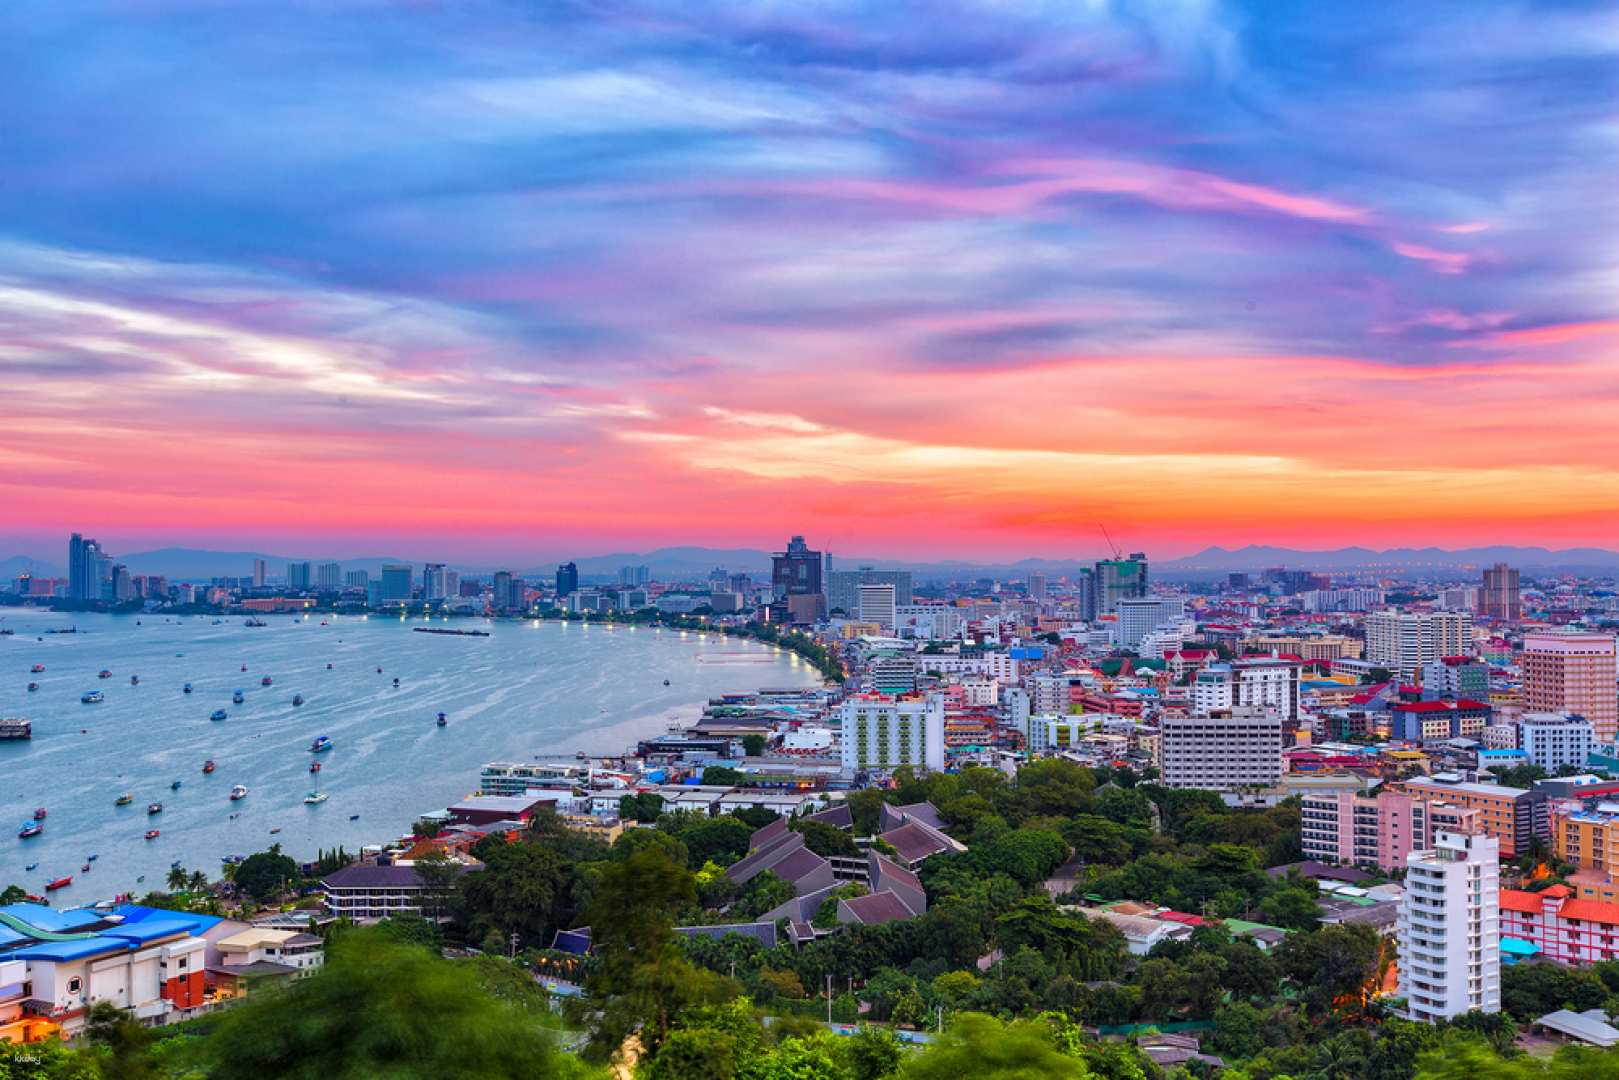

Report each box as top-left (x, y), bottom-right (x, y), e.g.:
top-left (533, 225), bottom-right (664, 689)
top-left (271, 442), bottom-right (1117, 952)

top-left (112, 903), bottom-right (224, 935)
top-left (1502, 936), bottom-right (1541, 955)
top-left (9, 938), bottom-right (128, 962)
top-left (0, 904), bottom-right (104, 933)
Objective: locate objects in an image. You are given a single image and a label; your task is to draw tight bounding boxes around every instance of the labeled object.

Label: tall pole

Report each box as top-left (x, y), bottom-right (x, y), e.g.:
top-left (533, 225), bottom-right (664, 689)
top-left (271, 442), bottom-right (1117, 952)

top-left (826, 974), bottom-right (832, 1024)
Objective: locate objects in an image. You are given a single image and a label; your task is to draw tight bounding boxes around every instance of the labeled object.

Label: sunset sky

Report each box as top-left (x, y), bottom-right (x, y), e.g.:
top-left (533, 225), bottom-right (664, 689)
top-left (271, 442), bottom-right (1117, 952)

top-left (3, 1), bottom-right (1617, 563)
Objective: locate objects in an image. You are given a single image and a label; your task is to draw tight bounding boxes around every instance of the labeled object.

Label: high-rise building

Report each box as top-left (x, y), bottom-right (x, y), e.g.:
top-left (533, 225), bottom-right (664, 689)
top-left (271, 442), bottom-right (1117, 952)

top-left (827, 568), bottom-right (912, 616)
top-left (1112, 596), bottom-right (1184, 649)
top-left (492, 571), bottom-right (523, 613)
top-left (772, 535), bottom-right (824, 600)
top-left (1027, 572), bottom-right (1047, 604)
top-left (286, 562), bottom-right (313, 591)
top-left (857, 583), bottom-right (897, 632)
top-left (344, 569), bottom-right (369, 590)
top-left (110, 563), bottom-right (133, 602)
top-left (1479, 563), bottom-right (1522, 622)
top-left (1159, 711), bottom-right (1283, 791)
top-left (1089, 553), bottom-right (1148, 616)
top-left (1397, 830), bottom-right (1500, 1022)
top-left (379, 564), bottom-right (413, 604)
top-left (618, 565), bottom-right (650, 587)
top-left (252, 559), bottom-right (267, 588)
top-left (422, 563), bottom-right (447, 601)
top-left (1364, 610), bottom-right (1474, 680)
top-left (1190, 657), bottom-right (1302, 721)
top-left (839, 694), bottom-right (945, 773)
top-left (556, 563), bottom-right (579, 598)
top-left (316, 562), bottom-right (342, 591)
top-left (67, 533), bottom-right (106, 602)
top-left (1522, 632), bottom-right (1619, 742)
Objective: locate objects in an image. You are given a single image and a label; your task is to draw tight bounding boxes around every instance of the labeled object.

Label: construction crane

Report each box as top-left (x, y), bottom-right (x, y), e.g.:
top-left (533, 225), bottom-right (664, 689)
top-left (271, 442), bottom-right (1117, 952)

top-left (1097, 524), bottom-right (1122, 561)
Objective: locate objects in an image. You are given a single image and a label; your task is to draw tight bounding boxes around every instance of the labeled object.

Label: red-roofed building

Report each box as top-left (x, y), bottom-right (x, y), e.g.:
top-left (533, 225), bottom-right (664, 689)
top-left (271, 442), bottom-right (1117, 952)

top-left (1391, 699), bottom-right (1491, 742)
top-left (1499, 885), bottom-right (1619, 966)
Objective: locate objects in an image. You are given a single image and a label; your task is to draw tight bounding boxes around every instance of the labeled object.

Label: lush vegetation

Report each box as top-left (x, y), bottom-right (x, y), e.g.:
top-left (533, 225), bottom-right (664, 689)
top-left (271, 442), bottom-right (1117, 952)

top-left (17, 760), bottom-right (1619, 1078)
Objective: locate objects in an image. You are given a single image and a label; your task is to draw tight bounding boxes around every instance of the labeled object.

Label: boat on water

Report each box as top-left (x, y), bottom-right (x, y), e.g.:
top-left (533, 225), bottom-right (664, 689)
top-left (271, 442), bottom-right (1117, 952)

top-left (326, 663), bottom-right (333, 670)
top-left (183, 683), bottom-right (193, 694)
top-left (436, 712), bottom-right (447, 727)
top-left (115, 792), bottom-right (133, 806)
top-left (24, 863), bottom-right (37, 871)
top-left (144, 829), bottom-right (160, 840)
top-left (171, 779), bottom-right (182, 790)
top-left (46, 876), bottom-right (71, 891)
top-left (98, 669), bottom-right (111, 679)
top-left (31, 664), bottom-right (45, 673)
top-left (203, 759), bottom-right (216, 773)
top-left (27, 682), bottom-right (38, 692)
top-left (576, 750), bottom-right (588, 759)
top-left (292, 694), bottom-right (304, 706)
top-left (244, 617), bottom-right (267, 628)
top-left (232, 689), bottom-right (244, 703)
top-left (147, 802), bottom-right (162, 815)
top-left (309, 735), bottom-right (332, 753)
top-left (80, 862), bottom-right (90, 872)
top-left (304, 790), bottom-right (328, 804)
top-left (348, 814), bottom-right (360, 820)
top-left (663, 679), bottom-right (671, 686)
top-left (130, 675), bottom-right (139, 685)
top-left (1, 718), bottom-right (32, 740)
top-left (269, 827), bottom-right (281, 834)
top-left (81, 690), bottom-right (103, 704)
top-left (33, 807), bottom-right (46, 820)
top-left (229, 785), bottom-right (248, 801)
top-left (261, 676), bottom-right (273, 686)
top-left (210, 709), bottom-right (228, 722)
top-left (240, 664), bottom-right (247, 672)
top-left (18, 821), bottom-right (43, 839)
top-left (87, 854), bottom-right (97, 861)
top-left (309, 761), bottom-right (321, 773)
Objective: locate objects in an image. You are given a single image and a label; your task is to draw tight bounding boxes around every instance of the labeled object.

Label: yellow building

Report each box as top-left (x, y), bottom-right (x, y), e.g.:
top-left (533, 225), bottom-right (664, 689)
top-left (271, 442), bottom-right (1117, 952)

top-left (1241, 634), bottom-right (1363, 661)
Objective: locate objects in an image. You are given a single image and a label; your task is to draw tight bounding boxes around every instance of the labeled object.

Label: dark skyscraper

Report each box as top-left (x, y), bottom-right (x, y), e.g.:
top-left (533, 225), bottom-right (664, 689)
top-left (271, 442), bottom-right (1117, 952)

top-left (556, 562), bottom-right (579, 597)
top-left (68, 532), bottom-right (106, 601)
top-left (771, 535), bottom-right (825, 624)
top-left (772, 535), bottom-right (823, 599)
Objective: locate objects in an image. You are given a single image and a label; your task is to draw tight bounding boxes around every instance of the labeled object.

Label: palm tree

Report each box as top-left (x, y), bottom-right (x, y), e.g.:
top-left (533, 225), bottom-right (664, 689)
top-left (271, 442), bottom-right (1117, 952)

top-left (166, 865), bottom-right (188, 892)
top-left (189, 870), bottom-right (209, 893)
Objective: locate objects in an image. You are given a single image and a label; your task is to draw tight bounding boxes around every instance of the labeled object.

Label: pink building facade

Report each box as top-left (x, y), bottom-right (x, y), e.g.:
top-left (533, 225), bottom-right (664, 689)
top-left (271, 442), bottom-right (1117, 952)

top-left (1300, 789), bottom-right (1479, 872)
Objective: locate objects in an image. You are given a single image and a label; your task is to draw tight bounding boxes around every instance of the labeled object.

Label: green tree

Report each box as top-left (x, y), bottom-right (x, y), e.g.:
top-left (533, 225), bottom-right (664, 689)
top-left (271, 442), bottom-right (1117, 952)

top-left (233, 846), bottom-right (300, 901)
top-left (165, 865), bottom-right (188, 892)
top-left (702, 765), bottom-right (745, 786)
top-left (742, 733), bottom-right (767, 756)
top-left (191, 928), bottom-right (584, 1079)
top-left (413, 849), bottom-right (460, 922)
top-left (1211, 1001), bottom-right (1266, 1060)
top-left (847, 1026), bottom-right (904, 1080)
top-left (458, 839), bottom-right (573, 950)
top-left (641, 1029), bottom-right (737, 1080)
top-left (584, 845), bottom-right (729, 1059)
top-left (901, 1014), bottom-right (1089, 1079)
top-left (792, 818), bottom-right (860, 858)
top-left (85, 999), bottom-right (157, 1080)
top-left (1257, 885), bottom-right (1322, 931)
top-left (1277, 923), bottom-right (1382, 1015)
top-left (620, 791), bottom-right (665, 823)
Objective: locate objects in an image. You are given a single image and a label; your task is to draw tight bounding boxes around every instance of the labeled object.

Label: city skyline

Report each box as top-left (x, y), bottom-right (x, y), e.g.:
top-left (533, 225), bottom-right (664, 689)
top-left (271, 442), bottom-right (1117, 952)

top-left (4, 3), bottom-right (1618, 559)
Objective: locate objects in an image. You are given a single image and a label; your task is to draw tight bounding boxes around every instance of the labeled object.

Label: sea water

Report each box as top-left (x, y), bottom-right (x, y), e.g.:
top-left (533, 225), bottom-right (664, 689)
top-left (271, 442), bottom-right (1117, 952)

top-left (0, 608), bottom-right (819, 898)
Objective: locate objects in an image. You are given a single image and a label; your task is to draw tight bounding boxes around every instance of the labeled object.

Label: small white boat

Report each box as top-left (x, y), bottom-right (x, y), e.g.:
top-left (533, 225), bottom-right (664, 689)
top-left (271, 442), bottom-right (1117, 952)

top-left (229, 785), bottom-right (248, 801)
top-left (304, 791), bottom-right (328, 805)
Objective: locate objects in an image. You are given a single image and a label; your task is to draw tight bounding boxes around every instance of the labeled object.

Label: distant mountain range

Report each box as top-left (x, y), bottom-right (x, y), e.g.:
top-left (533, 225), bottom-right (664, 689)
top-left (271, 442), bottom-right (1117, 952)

top-left (5, 542), bottom-right (1619, 585)
top-left (1157, 545), bottom-right (1619, 575)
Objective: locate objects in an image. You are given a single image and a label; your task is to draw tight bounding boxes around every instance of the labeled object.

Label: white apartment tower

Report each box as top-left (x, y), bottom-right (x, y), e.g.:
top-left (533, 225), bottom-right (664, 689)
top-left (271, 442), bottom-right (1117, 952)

top-left (839, 694), bottom-right (945, 773)
top-left (1159, 710), bottom-right (1284, 791)
top-left (1365, 610), bottom-right (1474, 680)
top-left (1398, 830), bottom-right (1500, 1022)
top-left (858, 583), bottom-right (898, 632)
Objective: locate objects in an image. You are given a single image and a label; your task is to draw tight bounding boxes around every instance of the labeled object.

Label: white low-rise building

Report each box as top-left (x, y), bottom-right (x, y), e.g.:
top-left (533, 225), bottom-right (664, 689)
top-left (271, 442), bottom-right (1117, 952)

top-left (839, 694), bottom-right (945, 773)
top-left (1519, 712), bottom-right (1595, 773)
